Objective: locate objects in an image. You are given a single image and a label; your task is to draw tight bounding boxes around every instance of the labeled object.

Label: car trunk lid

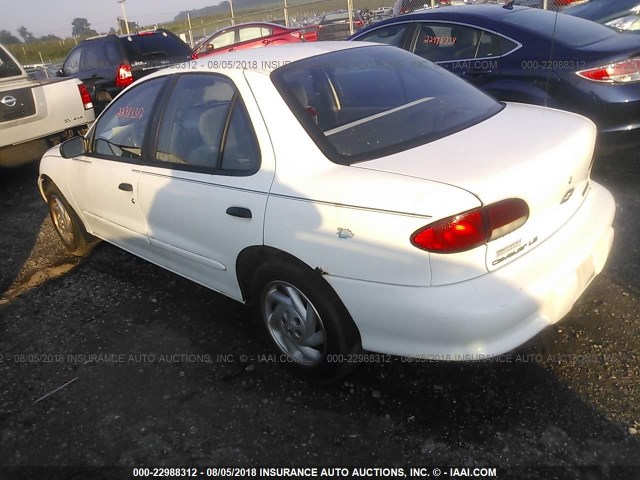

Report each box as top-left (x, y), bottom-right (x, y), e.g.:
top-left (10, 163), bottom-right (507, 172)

top-left (354, 102), bottom-right (596, 271)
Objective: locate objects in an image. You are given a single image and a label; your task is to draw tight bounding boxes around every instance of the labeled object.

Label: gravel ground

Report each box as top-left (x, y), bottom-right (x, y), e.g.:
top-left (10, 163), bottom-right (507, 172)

top-left (0, 153), bottom-right (639, 478)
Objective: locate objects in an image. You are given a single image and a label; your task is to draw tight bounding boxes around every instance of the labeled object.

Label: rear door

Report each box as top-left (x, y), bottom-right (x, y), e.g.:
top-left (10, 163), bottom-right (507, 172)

top-left (135, 72), bottom-right (274, 299)
top-left (234, 25), bottom-right (275, 51)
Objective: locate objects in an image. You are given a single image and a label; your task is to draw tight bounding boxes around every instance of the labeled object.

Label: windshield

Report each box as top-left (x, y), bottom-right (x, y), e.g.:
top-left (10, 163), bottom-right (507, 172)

top-left (272, 46), bottom-right (503, 164)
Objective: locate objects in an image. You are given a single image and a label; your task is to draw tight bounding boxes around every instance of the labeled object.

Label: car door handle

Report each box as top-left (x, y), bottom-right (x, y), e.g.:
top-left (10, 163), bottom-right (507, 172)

top-left (226, 207), bottom-right (252, 219)
top-left (118, 183), bottom-right (133, 192)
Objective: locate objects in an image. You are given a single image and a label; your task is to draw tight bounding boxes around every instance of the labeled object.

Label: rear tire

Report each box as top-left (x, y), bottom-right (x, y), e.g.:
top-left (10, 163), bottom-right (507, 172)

top-left (250, 262), bottom-right (362, 382)
top-left (45, 183), bottom-right (96, 257)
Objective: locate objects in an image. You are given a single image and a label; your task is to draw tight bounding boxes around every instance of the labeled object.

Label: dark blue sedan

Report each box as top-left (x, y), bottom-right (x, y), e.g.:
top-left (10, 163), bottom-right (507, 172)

top-left (351, 5), bottom-right (640, 149)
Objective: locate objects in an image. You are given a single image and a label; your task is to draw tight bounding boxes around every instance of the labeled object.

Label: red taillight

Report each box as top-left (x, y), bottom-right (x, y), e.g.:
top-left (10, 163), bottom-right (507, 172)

top-left (191, 52), bottom-right (199, 60)
top-left (412, 209), bottom-right (487, 253)
top-left (411, 199), bottom-right (529, 254)
top-left (577, 58), bottom-right (640, 83)
top-left (116, 64), bottom-right (133, 88)
top-left (77, 84), bottom-right (93, 110)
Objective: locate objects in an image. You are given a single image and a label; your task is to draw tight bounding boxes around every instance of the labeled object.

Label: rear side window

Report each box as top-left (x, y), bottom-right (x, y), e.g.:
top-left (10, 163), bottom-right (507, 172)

top-left (63, 47), bottom-right (83, 75)
top-left (121, 31), bottom-right (191, 62)
top-left (272, 46), bottom-right (503, 164)
top-left (412, 23), bottom-right (483, 62)
top-left (155, 73), bottom-right (260, 173)
top-left (0, 48), bottom-right (22, 79)
top-left (81, 42), bottom-right (108, 70)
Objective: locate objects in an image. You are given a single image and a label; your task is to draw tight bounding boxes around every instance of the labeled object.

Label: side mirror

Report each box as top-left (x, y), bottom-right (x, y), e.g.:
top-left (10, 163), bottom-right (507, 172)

top-left (60, 136), bottom-right (87, 158)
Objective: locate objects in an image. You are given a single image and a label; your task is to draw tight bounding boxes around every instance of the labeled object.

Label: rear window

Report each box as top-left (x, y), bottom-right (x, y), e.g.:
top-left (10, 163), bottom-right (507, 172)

top-left (272, 46), bottom-right (503, 164)
top-left (503, 8), bottom-right (617, 47)
top-left (0, 48), bottom-right (22, 79)
top-left (564, 0), bottom-right (640, 23)
top-left (120, 31), bottom-right (191, 62)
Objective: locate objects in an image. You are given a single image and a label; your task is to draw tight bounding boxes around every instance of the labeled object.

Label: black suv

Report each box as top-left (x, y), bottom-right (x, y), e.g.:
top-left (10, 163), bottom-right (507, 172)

top-left (57, 29), bottom-right (192, 112)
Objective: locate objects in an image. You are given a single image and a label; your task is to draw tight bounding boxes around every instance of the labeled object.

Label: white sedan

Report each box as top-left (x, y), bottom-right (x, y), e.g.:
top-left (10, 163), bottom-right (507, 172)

top-left (39, 42), bottom-right (615, 381)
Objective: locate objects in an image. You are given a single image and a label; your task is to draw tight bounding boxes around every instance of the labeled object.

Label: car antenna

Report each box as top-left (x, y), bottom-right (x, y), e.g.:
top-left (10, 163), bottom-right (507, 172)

top-left (503, 1), bottom-right (514, 9)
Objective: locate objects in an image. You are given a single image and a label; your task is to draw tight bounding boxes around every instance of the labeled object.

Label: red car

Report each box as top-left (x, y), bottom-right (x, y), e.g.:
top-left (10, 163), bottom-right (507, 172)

top-left (194, 22), bottom-right (303, 57)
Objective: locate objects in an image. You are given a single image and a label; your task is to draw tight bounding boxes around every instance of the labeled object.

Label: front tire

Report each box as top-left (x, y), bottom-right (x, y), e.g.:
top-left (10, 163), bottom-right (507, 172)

top-left (45, 183), bottom-right (96, 257)
top-left (251, 262), bottom-right (362, 382)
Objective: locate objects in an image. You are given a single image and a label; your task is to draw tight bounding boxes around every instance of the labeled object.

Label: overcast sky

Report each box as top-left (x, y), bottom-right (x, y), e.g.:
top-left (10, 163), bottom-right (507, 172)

top-left (0, 0), bottom-right (223, 37)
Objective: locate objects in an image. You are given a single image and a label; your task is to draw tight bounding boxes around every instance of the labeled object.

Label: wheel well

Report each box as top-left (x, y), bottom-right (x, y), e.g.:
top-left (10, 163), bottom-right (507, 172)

top-left (236, 246), bottom-right (326, 304)
top-left (39, 175), bottom-right (53, 200)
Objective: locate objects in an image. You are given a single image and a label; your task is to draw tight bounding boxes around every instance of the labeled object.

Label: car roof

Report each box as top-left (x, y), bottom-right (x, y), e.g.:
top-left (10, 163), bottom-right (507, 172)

top-left (82, 29), bottom-right (173, 42)
top-left (397, 4), bottom-right (531, 22)
top-left (213, 21), bottom-right (291, 30)
top-left (354, 4), bottom-right (625, 46)
top-left (148, 41), bottom-right (382, 79)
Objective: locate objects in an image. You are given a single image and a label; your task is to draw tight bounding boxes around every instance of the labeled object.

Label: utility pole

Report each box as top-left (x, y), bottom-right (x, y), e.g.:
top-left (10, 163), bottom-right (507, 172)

top-left (119, 0), bottom-right (131, 35)
top-left (229, 0), bottom-right (236, 26)
top-left (347, 0), bottom-right (354, 35)
top-left (187, 12), bottom-right (194, 48)
top-left (283, 0), bottom-right (289, 27)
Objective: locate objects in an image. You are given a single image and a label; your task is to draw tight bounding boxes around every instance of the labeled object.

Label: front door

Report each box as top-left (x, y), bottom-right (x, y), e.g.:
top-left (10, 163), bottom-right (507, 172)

top-left (68, 77), bottom-right (167, 258)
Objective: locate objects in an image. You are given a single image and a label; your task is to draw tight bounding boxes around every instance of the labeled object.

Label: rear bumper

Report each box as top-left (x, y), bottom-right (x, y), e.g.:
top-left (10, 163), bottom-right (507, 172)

top-left (325, 181), bottom-right (615, 358)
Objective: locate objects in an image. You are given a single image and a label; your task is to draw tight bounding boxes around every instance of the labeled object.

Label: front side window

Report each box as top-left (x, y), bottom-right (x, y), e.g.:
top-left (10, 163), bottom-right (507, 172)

top-left (354, 23), bottom-right (411, 47)
top-left (273, 45), bottom-right (503, 164)
top-left (200, 30), bottom-right (236, 53)
top-left (155, 73), bottom-right (260, 173)
top-left (91, 77), bottom-right (165, 159)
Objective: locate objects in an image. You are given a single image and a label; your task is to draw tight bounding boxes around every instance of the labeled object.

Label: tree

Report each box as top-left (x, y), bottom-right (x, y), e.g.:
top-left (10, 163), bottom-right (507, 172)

top-left (39, 34), bottom-right (61, 42)
top-left (17, 26), bottom-right (35, 43)
top-left (0, 29), bottom-right (21, 44)
top-left (71, 17), bottom-right (97, 38)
